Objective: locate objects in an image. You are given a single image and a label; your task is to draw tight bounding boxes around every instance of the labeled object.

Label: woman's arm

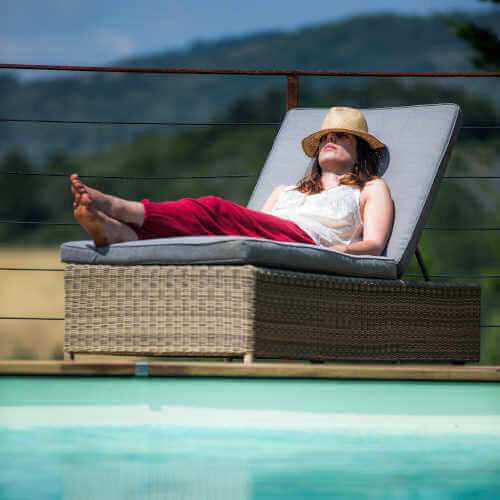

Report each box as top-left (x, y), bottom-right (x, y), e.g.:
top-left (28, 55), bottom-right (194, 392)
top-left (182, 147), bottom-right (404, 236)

top-left (260, 185), bottom-right (287, 212)
top-left (330, 179), bottom-right (393, 256)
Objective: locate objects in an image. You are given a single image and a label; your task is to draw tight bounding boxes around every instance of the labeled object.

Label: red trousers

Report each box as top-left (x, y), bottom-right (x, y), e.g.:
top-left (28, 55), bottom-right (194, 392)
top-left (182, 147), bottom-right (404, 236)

top-left (132, 196), bottom-right (316, 245)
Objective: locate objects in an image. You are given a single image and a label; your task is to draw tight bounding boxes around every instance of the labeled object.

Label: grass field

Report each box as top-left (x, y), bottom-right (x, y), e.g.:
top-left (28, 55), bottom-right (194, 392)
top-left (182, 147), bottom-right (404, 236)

top-left (0, 247), bottom-right (146, 362)
top-left (0, 247), bottom-right (64, 360)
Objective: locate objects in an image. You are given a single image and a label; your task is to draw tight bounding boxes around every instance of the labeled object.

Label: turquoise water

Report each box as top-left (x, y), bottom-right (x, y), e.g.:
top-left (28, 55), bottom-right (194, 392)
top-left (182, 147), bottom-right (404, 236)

top-left (1, 377), bottom-right (499, 499)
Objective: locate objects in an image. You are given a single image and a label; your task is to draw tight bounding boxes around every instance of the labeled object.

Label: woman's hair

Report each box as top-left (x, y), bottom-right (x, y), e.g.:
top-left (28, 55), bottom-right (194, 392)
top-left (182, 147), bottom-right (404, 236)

top-left (295, 137), bottom-right (384, 194)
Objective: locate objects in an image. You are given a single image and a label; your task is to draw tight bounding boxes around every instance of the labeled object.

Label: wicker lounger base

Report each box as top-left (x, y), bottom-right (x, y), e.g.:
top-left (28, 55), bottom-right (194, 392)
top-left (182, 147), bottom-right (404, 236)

top-left (64, 264), bottom-right (481, 363)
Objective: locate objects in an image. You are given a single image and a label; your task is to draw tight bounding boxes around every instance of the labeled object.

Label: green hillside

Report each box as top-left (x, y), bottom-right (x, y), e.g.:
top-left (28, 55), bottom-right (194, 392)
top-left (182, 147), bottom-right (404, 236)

top-left (1, 12), bottom-right (499, 163)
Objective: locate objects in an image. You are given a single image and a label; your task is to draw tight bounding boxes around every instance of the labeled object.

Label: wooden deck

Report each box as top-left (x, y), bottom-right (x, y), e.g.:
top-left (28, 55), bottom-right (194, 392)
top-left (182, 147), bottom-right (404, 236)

top-left (0, 360), bottom-right (499, 382)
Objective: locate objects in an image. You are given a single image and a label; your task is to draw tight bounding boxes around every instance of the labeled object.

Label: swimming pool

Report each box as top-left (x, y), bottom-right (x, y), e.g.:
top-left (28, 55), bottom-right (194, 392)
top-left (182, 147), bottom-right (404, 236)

top-left (1, 376), bottom-right (499, 499)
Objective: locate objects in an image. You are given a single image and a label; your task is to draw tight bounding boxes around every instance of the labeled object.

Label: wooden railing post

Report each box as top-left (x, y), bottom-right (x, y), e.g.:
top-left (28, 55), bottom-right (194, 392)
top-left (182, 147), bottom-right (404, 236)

top-left (286, 74), bottom-right (299, 111)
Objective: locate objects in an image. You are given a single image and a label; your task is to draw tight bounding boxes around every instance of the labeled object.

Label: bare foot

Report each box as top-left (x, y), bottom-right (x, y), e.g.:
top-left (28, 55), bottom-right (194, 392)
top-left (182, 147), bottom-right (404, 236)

top-left (70, 173), bottom-right (85, 209)
top-left (70, 173), bottom-right (111, 212)
top-left (73, 192), bottom-right (111, 247)
top-left (69, 172), bottom-right (145, 232)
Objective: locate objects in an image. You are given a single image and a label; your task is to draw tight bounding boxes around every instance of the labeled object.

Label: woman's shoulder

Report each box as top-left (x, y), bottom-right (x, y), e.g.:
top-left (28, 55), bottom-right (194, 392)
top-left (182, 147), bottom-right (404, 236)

top-left (361, 177), bottom-right (391, 194)
top-left (364, 177), bottom-right (388, 187)
top-left (360, 177), bottom-right (392, 203)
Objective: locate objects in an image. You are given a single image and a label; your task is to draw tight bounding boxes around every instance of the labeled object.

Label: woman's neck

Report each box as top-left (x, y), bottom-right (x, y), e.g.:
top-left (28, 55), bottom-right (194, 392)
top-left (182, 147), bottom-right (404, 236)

top-left (321, 170), bottom-right (351, 190)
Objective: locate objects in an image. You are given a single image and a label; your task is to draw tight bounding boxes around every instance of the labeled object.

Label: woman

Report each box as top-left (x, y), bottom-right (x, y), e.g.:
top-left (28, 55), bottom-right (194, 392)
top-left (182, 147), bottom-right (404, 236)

top-left (70, 106), bottom-right (393, 256)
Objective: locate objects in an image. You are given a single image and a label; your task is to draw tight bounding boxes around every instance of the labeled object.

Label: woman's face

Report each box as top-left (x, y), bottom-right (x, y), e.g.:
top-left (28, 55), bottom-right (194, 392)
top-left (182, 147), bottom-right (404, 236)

top-left (318, 132), bottom-right (358, 170)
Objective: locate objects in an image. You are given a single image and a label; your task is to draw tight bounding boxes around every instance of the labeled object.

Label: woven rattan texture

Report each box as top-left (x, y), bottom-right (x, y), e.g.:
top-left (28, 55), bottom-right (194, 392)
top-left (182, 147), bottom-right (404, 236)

top-left (65, 265), bottom-right (255, 356)
top-left (251, 268), bottom-right (480, 362)
top-left (64, 264), bottom-right (481, 362)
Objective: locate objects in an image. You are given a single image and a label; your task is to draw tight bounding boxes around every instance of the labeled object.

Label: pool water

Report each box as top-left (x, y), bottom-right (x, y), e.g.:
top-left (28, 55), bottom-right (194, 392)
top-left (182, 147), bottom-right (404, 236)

top-left (1, 377), bottom-right (499, 499)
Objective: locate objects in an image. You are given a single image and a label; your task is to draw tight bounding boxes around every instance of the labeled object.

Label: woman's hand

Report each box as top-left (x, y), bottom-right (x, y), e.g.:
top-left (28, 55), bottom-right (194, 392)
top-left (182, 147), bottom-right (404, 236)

top-left (330, 243), bottom-right (349, 253)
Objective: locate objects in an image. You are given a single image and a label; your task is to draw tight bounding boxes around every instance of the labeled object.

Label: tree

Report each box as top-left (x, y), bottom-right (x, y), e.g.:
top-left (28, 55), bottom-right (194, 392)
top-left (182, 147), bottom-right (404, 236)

top-left (0, 151), bottom-right (49, 242)
top-left (443, 0), bottom-right (500, 70)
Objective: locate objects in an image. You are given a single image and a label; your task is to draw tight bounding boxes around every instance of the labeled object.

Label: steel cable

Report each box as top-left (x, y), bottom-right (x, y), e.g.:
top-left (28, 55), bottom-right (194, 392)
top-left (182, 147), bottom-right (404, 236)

top-left (0, 172), bottom-right (497, 181)
top-left (0, 316), bottom-right (64, 320)
top-left (2, 219), bottom-right (500, 230)
top-left (0, 267), bottom-right (65, 271)
top-left (1, 316), bottom-right (497, 326)
top-left (0, 172), bottom-right (259, 180)
top-left (0, 118), bottom-right (280, 127)
top-left (0, 117), bottom-right (497, 128)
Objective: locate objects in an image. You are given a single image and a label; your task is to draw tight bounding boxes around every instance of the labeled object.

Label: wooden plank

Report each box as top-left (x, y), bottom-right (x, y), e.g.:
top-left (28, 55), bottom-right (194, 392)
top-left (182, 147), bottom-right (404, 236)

top-left (0, 361), bottom-right (499, 382)
top-left (0, 361), bottom-right (135, 376)
top-left (148, 362), bottom-right (500, 381)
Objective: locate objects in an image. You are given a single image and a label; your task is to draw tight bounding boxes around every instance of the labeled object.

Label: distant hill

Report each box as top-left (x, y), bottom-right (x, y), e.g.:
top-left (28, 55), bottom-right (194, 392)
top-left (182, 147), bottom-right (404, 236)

top-left (1, 11), bottom-right (499, 163)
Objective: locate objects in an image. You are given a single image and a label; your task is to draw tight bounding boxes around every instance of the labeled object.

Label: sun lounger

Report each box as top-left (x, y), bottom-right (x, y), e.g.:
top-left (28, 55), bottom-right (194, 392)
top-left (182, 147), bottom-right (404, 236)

top-left (61, 104), bottom-right (480, 363)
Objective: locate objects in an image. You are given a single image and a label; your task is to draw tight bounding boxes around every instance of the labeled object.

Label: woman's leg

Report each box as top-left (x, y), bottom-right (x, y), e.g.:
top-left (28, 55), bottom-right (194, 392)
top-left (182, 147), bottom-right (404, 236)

top-left (136, 195), bottom-right (316, 245)
top-left (71, 175), bottom-right (316, 246)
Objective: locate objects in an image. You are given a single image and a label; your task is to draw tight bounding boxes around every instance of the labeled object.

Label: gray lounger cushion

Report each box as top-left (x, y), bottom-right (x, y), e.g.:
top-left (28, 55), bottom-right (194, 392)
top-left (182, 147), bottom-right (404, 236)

top-left (248, 103), bottom-right (461, 278)
top-left (61, 237), bottom-right (398, 280)
top-left (61, 103), bottom-right (461, 280)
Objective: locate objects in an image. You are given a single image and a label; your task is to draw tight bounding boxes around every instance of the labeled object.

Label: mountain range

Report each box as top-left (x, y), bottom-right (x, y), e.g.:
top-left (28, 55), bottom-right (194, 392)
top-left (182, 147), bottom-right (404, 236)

top-left (0, 11), bottom-right (499, 163)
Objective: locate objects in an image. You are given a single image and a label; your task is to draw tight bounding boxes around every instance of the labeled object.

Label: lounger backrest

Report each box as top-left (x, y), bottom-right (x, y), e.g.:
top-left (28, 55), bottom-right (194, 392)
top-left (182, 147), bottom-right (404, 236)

top-left (247, 104), bottom-right (462, 277)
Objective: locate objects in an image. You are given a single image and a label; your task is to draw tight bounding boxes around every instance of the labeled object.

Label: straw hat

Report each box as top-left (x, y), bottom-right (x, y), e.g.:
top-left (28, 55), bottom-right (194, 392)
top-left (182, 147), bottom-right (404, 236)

top-left (301, 107), bottom-right (385, 157)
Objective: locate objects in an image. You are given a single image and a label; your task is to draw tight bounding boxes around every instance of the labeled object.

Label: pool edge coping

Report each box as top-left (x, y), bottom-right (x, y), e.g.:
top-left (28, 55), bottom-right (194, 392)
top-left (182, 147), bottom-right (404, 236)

top-left (0, 361), bottom-right (499, 382)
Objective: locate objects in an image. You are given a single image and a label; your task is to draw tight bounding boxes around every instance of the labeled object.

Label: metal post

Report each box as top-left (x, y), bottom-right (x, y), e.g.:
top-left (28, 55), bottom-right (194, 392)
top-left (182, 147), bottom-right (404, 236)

top-left (286, 74), bottom-right (299, 111)
top-left (415, 246), bottom-right (430, 281)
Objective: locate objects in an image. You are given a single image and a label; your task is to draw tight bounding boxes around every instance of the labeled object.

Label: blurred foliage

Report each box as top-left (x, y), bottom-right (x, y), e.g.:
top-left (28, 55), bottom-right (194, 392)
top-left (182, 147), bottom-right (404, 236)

top-left (441, 0), bottom-right (500, 70)
top-left (0, 151), bottom-right (50, 241)
top-left (1, 78), bottom-right (499, 363)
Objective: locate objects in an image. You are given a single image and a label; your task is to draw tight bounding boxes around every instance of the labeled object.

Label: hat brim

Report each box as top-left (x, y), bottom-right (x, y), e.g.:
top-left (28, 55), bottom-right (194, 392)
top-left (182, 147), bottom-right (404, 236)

top-left (301, 128), bottom-right (386, 158)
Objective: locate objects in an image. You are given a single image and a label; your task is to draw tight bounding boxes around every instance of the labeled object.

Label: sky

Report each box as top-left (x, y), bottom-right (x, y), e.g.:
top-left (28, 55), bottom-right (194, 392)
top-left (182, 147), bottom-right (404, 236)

top-left (2, 0), bottom-right (497, 75)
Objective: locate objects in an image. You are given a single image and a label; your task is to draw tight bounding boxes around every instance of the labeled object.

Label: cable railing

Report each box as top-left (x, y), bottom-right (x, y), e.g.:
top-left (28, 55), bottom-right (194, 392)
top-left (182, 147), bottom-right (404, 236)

top-left (0, 63), bottom-right (499, 331)
top-left (2, 63), bottom-right (500, 111)
top-left (2, 220), bottom-right (500, 231)
top-left (0, 118), bottom-right (281, 127)
top-left (1, 118), bottom-right (500, 129)
top-left (0, 172), bottom-right (260, 181)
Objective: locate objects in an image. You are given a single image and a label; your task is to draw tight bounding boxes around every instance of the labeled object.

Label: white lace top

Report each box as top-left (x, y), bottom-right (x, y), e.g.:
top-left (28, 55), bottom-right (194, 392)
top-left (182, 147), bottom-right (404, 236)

top-left (265, 184), bottom-right (363, 247)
